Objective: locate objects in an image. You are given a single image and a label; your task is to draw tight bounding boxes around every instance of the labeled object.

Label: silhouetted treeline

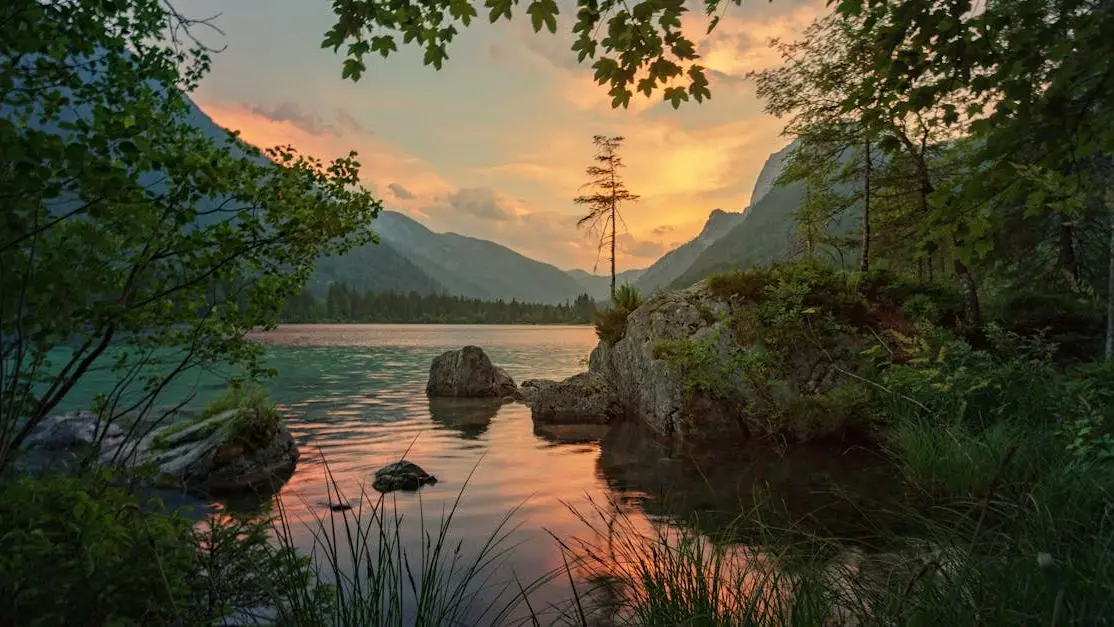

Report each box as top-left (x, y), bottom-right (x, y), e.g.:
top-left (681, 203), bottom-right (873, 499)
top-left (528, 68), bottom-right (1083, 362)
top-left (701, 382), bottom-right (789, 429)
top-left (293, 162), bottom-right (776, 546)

top-left (282, 283), bottom-right (598, 324)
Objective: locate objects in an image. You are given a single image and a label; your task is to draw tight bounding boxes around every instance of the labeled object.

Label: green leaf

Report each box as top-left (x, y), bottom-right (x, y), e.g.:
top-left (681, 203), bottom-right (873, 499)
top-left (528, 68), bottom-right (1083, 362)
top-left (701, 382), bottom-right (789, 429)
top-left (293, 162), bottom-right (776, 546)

top-left (341, 58), bottom-right (365, 81)
top-left (526, 0), bottom-right (559, 33)
top-left (664, 86), bottom-right (689, 109)
top-left (485, 0), bottom-right (513, 22)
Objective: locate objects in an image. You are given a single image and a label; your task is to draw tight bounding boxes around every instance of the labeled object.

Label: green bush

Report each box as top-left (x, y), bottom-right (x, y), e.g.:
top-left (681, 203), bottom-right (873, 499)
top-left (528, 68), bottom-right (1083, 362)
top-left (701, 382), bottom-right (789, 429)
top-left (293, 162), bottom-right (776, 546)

top-left (594, 285), bottom-right (644, 345)
top-left (0, 472), bottom-right (327, 626)
top-left (706, 267), bottom-right (771, 301)
top-left (0, 473), bottom-right (196, 625)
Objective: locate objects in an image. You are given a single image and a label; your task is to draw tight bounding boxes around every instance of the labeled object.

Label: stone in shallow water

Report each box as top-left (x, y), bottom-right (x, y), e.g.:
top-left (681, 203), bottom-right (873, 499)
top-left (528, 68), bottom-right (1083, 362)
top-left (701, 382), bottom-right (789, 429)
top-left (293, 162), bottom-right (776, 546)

top-left (372, 460), bottom-right (437, 493)
top-left (426, 345), bottom-right (518, 398)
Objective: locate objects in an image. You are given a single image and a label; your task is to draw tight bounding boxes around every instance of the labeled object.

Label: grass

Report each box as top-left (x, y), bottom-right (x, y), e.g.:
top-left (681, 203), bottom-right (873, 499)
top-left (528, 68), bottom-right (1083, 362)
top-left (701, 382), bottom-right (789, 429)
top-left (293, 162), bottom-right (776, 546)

top-left (270, 457), bottom-right (562, 626)
top-left (151, 383), bottom-right (280, 453)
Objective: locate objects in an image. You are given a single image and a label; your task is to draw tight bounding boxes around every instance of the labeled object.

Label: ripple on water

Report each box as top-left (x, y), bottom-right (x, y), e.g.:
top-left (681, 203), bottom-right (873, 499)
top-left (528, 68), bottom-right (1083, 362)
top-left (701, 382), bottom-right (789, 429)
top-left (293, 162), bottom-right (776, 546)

top-left (184, 325), bottom-right (900, 623)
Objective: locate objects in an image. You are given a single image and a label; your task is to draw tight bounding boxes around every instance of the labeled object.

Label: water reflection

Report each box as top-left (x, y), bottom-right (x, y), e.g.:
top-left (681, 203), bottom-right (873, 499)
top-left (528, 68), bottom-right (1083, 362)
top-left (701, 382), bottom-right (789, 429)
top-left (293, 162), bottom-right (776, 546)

top-left (51, 325), bottom-right (908, 623)
top-left (597, 420), bottom-right (897, 540)
top-left (427, 397), bottom-right (503, 440)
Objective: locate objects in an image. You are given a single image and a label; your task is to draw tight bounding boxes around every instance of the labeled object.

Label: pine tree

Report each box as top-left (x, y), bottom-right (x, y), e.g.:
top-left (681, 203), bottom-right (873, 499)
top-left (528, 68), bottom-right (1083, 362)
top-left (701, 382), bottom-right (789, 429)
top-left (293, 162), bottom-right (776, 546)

top-left (574, 135), bottom-right (640, 300)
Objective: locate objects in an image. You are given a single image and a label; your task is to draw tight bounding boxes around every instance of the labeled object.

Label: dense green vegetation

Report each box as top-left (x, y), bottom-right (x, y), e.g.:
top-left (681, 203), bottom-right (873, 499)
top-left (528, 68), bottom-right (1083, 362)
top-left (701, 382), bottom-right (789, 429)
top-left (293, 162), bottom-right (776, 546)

top-left (4, 0), bottom-right (1114, 625)
top-left (281, 283), bottom-right (598, 324)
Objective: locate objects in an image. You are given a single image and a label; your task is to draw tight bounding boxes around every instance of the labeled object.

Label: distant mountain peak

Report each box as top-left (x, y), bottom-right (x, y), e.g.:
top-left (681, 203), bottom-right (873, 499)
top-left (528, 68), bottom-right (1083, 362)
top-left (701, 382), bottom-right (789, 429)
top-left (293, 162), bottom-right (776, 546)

top-left (698, 208), bottom-right (743, 239)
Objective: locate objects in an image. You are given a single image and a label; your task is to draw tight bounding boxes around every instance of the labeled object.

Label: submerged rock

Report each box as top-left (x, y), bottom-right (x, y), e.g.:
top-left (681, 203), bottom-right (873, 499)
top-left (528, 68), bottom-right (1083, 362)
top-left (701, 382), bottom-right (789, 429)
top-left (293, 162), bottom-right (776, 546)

top-left (426, 346), bottom-right (518, 398)
top-left (24, 409), bottom-right (298, 494)
top-left (372, 460), bottom-right (437, 493)
top-left (521, 372), bottom-right (621, 425)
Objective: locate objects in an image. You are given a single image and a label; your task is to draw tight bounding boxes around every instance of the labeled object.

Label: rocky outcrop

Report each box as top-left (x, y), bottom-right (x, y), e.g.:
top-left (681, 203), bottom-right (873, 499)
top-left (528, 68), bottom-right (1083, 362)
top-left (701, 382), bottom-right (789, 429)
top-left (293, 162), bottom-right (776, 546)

top-left (589, 284), bottom-right (747, 441)
top-left (589, 280), bottom-right (871, 442)
top-left (520, 372), bottom-right (621, 424)
top-left (372, 460), bottom-right (437, 492)
top-left (426, 346), bottom-right (518, 398)
top-left (23, 410), bottom-right (298, 493)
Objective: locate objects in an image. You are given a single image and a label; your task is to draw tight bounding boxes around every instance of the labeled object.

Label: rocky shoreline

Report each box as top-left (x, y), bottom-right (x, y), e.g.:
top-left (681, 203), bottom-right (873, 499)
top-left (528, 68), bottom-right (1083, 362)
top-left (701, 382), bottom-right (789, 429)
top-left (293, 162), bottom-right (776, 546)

top-left (21, 408), bottom-right (298, 496)
top-left (426, 274), bottom-right (881, 444)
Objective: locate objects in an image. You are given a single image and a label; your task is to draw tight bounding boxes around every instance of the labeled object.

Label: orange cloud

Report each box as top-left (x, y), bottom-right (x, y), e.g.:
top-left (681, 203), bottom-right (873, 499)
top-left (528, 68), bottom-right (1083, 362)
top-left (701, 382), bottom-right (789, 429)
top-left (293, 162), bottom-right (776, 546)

top-left (688, 1), bottom-right (830, 78)
top-left (193, 98), bottom-right (455, 201)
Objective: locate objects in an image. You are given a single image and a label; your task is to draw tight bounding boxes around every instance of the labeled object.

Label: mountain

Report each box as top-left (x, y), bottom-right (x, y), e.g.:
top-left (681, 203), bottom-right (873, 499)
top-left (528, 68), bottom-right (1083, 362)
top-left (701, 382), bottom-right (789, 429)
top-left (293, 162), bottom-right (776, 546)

top-left (566, 268), bottom-right (646, 301)
top-left (668, 182), bottom-right (806, 289)
top-left (669, 138), bottom-right (867, 290)
top-left (307, 238), bottom-right (445, 298)
top-left (748, 141), bottom-right (796, 207)
top-left (634, 209), bottom-right (747, 293)
top-left (367, 211), bottom-right (591, 305)
top-left (632, 141), bottom-right (803, 294)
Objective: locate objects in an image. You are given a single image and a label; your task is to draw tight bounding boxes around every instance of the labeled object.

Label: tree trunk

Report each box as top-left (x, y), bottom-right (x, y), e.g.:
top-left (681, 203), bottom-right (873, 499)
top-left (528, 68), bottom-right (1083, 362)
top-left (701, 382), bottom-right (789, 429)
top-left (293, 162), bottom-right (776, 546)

top-left (954, 259), bottom-right (982, 335)
top-left (610, 208), bottom-right (616, 300)
top-left (861, 137), bottom-right (872, 273)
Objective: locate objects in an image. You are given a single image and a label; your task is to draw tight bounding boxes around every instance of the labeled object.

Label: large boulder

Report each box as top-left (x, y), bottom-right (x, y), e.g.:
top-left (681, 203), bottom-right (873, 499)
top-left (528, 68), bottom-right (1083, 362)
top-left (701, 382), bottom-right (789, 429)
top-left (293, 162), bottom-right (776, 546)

top-left (426, 346), bottom-right (518, 398)
top-left (521, 372), bottom-right (621, 424)
top-left (23, 409), bottom-right (299, 493)
top-left (590, 275), bottom-right (877, 443)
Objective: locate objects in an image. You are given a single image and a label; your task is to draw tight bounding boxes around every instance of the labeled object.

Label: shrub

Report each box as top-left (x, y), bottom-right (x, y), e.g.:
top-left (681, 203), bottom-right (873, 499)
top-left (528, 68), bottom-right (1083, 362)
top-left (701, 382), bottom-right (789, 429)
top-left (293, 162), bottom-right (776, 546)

top-left (595, 285), bottom-right (645, 345)
top-left (783, 381), bottom-right (873, 441)
top-left (706, 267), bottom-right (771, 301)
top-left (0, 473), bottom-right (196, 625)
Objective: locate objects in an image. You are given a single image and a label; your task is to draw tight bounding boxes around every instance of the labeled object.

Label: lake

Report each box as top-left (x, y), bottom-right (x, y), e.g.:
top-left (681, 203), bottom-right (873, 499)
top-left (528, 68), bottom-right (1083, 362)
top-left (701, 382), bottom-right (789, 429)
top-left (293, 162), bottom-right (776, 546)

top-left (58, 324), bottom-right (897, 624)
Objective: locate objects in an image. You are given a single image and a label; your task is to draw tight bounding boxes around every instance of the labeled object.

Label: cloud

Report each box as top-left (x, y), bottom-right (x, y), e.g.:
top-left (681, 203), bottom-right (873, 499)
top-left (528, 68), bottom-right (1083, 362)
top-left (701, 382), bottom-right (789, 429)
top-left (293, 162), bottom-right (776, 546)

top-left (245, 102), bottom-right (373, 137)
top-left (617, 233), bottom-right (669, 259)
top-left (247, 101), bottom-right (333, 136)
top-left (196, 98), bottom-right (455, 202)
top-left (388, 183), bottom-right (415, 200)
top-left (436, 187), bottom-right (517, 221)
top-left (335, 108), bottom-right (366, 134)
top-left (485, 41), bottom-right (512, 67)
top-left (651, 224), bottom-right (675, 237)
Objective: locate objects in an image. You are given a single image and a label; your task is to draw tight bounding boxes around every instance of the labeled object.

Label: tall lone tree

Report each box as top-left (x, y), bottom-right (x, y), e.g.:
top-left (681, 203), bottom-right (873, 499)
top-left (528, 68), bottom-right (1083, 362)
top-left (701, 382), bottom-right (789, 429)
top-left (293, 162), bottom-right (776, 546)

top-left (574, 135), bottom-right (639, 300)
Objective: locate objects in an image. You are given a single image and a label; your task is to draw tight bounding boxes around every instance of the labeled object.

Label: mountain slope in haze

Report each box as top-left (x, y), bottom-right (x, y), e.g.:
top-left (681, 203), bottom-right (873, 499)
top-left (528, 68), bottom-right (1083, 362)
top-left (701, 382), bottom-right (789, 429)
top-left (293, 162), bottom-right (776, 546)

top-left (370, 211), bottom-right (590, 305)
top-left (566, 268), bottom-right (646, 301)
top-left (670, 139), bottom-right (867, 290)
top-left (748, 141), bottom-right (797, 207)
top-left (172, 99), bottom-right (584, 303)
top-left (307, 238), bottom-right (445, 298)
top-left (669, 183), bottom-right (807, 289)
top-left (634, 209), bottom-right (747, 293)
top-left (632, 141), bottom-right (800, 294)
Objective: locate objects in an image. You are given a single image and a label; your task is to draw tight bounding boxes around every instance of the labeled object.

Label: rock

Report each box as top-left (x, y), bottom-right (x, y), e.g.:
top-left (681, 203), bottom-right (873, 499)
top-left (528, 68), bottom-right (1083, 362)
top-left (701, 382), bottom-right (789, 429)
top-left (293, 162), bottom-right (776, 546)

top-left (589, 281), bottom-right (869, 442)
top-left (23, 409), bottom-right (299, 494)
top-left (426, 346), bottom-right (519, 398)
top-left (372, 460), bottom-right (437, 493)
top-left (522, 372), bottom-right (621, 425)
top-left (23, 411), bottom-right (124, 451)
top-left (200, 424), bottom-right (299, 493)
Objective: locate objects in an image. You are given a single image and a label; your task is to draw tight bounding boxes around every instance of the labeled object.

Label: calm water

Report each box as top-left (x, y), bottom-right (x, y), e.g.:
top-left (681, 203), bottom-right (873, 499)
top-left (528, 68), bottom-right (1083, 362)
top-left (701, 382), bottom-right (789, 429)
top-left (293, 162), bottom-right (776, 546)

top-left (57, 324), bottom-right (896, 623)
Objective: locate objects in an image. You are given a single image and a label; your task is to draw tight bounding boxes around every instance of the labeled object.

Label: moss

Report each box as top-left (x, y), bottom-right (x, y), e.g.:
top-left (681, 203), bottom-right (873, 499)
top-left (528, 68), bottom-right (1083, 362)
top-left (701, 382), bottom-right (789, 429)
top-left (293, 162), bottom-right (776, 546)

top-left (151, 384), bottom-right (280, 454)
top-left (653, 337), bottom-right (734, 398)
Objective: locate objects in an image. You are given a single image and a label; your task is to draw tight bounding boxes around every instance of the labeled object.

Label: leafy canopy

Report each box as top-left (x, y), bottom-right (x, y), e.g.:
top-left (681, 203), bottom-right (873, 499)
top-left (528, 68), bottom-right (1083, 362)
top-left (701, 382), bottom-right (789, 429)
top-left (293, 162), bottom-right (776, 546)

top-left (0, 0), bottom-right (380, 469)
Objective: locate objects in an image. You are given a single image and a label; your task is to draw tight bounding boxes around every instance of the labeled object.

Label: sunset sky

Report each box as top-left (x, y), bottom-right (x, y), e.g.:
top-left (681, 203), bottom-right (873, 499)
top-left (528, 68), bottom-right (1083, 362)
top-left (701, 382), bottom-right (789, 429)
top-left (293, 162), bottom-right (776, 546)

top-left (187, 0), bottom-right (826, 272)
